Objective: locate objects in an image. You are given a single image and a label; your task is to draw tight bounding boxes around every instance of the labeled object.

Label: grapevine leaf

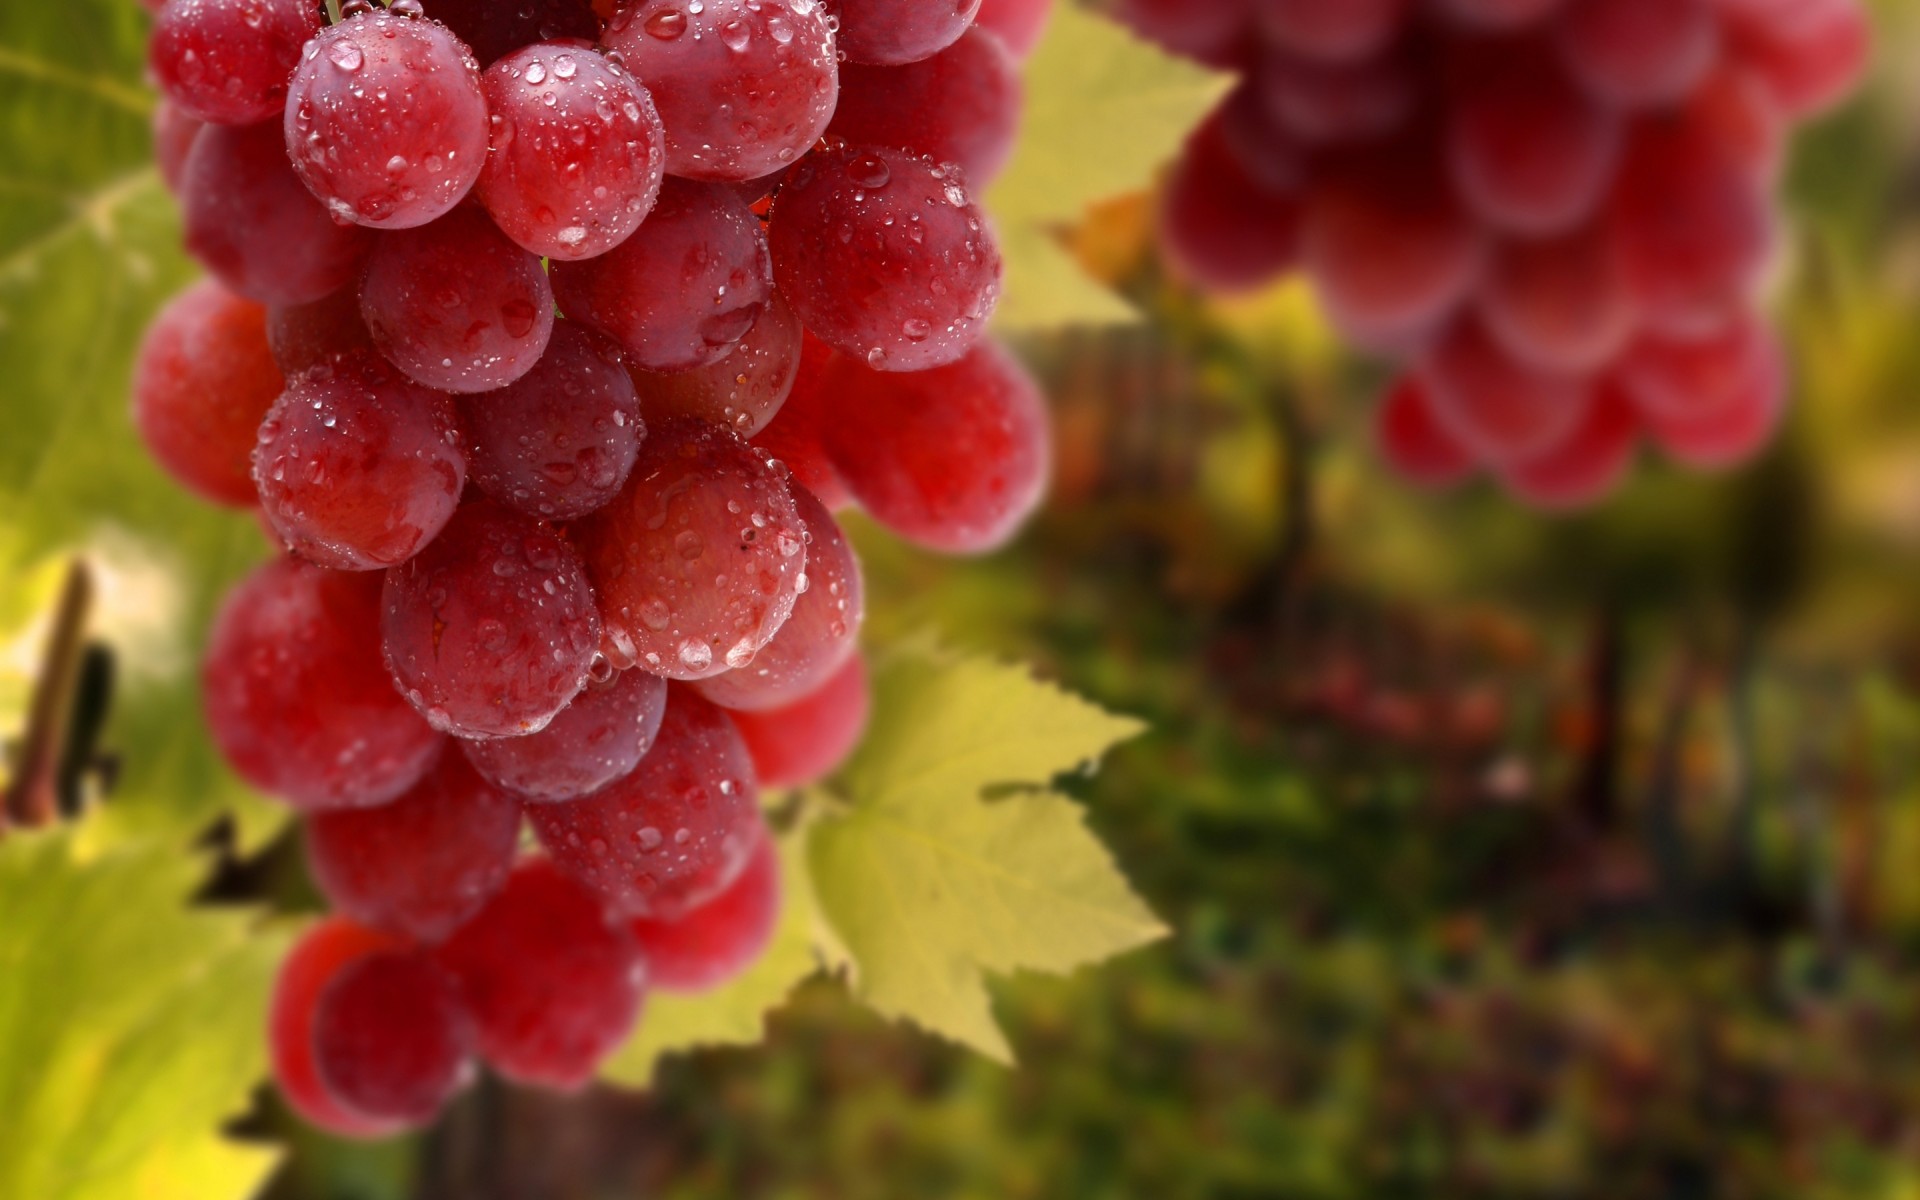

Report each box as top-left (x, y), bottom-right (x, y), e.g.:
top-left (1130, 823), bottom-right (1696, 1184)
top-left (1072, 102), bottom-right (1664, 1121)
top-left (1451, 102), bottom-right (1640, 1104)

top-left (0, 825), bottom-right (289, 1200)
top-left (0, 0), bottom-right (282, 850)
top-left (600, 825), bottom-right (823, 1086)
top-left (807, 650), bottom-right (1162, 1061)
top-left (988, 4), bottom-right (1226, 331)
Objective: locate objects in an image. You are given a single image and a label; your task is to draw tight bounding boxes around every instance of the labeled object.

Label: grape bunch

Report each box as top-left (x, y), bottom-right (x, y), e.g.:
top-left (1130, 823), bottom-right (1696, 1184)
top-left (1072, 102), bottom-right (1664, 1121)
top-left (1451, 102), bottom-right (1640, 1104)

top-left (1123, 0), bottom-right (1870, 508)
top-left (132, 0), bottom-right (1056, 1135)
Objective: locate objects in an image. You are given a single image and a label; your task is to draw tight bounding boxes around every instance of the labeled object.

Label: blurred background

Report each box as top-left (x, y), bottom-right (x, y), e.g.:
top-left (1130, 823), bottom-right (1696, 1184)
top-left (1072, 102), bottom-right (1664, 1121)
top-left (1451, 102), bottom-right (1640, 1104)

top-left (12, 0), bottom-right (1920, 1197)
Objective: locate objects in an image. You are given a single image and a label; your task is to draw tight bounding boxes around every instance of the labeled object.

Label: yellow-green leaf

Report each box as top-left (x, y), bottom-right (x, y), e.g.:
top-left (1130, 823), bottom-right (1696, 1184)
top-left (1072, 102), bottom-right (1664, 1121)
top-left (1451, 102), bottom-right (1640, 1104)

top-left (994, 222), bottom-right (1139, 332)
top-left (808, 650), bottom-right (1162, 1061)
top-left (0, 825), bottom-right (289, 1200)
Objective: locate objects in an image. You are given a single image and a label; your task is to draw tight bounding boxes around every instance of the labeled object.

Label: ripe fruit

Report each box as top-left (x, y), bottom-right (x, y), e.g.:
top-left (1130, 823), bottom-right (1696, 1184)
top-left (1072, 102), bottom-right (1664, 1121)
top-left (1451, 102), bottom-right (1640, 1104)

top-left (730, 652), bottom-right (871, 788)
top-left (629, 829), bottom-right (781, 991)
top-left (463, 666), bottom-right (670, 803)
top-left (149, 0), bottom-right (319, 126)
top-left (309, 950), bottom-right (476, 1124)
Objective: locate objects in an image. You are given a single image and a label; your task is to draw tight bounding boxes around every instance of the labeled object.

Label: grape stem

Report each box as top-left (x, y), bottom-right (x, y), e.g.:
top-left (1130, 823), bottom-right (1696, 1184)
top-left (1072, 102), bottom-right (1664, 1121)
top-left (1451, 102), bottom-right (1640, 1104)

top-left (1, 560), bottom-right (93, 835)
top-left (325, 0), bottom-right (343, 24)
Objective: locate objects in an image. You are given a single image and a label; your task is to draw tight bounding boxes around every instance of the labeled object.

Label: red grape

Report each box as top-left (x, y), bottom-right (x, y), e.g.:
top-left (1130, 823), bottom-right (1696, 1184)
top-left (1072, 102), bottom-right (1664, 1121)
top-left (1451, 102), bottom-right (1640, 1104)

top-left (1258, 0), bottom-right (1405, 64)
top-left (572, 417), bottom-right (807, 679)
top-left (830, 0), bottom-right (981, 65)
top-left (750, 332), bottom-right (852, 510)
top-left (204, 557), bottom-right (446, 812)
top-left (1720, 0), bottom-right (1870, 120)
top-left (1374, 376), bottom-right (1476, 490)
top-left (1160, 107), bottom-right (1302, 295)
top-left (1615, 314), bottom-right (1773, 421)
top-left (628, 828), bottom-right (780, 991)
top-left (381, 499), bottom-right (603, 739)
top-left (151, 100), bottom-right (202, 194)
top-left (1215, 80), bottom-right (1308, 194)
top-left (464, 321), bottom-right (645, 521)
top-left (599, 0), bottom-right (839, 181)
top-left (182, 120), bottom-right (373, 307)
top-left (307, 754), bottom-right (523, 943)
top-left (1556, 0), bottom-right (1720, 109)
top-left (820, 342), bottom-right (1049, 554)
top-left (730, 652), bottom-right (869, 788)
top-left (360, 205), bottom-right (556, 394)
top-left (1637, 328), bottom-right (1786, 469)
top-left (421, 0), bottom-right (600, 66)
top-left (769, 142), bottom-right (1002, 372)
top-left (478, 43), bottom-right (667, 260)
top-left (149, 0), bottom-right (319, 126)
top-left (631, 294), bottom-right (803, 438)
top-left (1111, 0), bottom-right (1253, 69)
top-left (254, 351), bottom-right (467, 572)
top-left (1434, 0), bottom-right (1566, 30)
top-left (1418, 316), bottom-right (1593, 463)
top-left (1477, 224), bottom-right (1636, 374)
top-left (528, 686), bottom-right (763, 918)
top-left (284, 12), bottom-right (490, 230)
top-left (132, 279), bottom-right (282, 508)
top-left (695, 485), bottom-right (862, 711)
top-left (269, 919), bottom-right (410, 1140)
top-left (1255, 48), bottom-right (1416, 145)
top-left (311, 950), bottom-right (475, 1126)
top-left (267, 285), bottom-right (377, 378)
top-left (974, 0), bottom-right (1054, 58)
top-left (828, 27), bottom-right (1023, 184)
top-left (463, 666), bottom-right (669, 802)
top-left (1499, 385), bottom-right (1638, 509)
top-left (551, 178), bottom-right (773, 373)
top-left (434, 859), bottom-right (647, 1089)
top-left (1299, 142), bottom-right (1487, 350)
top-left (1445, 50), bottom-right (1621, 236)
top-left (1682, 64), bottom-right (1785, 181)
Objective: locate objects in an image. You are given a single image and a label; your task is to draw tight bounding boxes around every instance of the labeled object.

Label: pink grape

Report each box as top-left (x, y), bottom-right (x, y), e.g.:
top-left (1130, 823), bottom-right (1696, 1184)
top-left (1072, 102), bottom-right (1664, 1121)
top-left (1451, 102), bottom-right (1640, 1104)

top-left (599, 0), bottom-right (839, 181)
top-left (434, 859), bottom-right (647, 1089)
top-left (462, 667), bottom-right (669, 803)
top-left (478, 42), bottom-right (667, 260)
top-left (360, 205), bottom-right (556, 394)
top-left (1374, 376), bottom-right (1476, 491)
top-left (1215, 80), bottom-right (1308, 195)
top-left (750, 332), bottom-right (852, 511)
top-left (695, 485), bottom-right (863, 711)
top-left (421, 0), bottom-right (600, 66)
top-left (1477, 224), bottom-right (1636, 374)
top-left (149, 0), bottom-right (319, 126)
top-left (1255, 48), bottom-right (1415, 144)
top-left (1433, 0), bottom-right (1566, 30)
top-left (182, 120), bottom-right (372, 307)
top-left (1499, 386), bottom-right (1639, 509)
top-left (254, 351), bottom-right (467, 572)
top-left (203, 558), bottom-right (446, 813)
top-left (464, 321), bottom-right (646, 521)
top-left (284, 12), bottom-right (490, 230)
top-left (628, 829), bottom-right (780, 991)
top-left (730, 653), bottom-right (870, 788)
top-left (311, 951), bottom-right (475, 1127)
top-left (1445, 50), bottom-right (1622, 236)
top-left (820, 342), bottom-right (1050, 554)
top-left (1418, 316), bottom-right (1594, 464)
top-left (1636, 330), bottom-right (1787, 469)
top-left (306, 754), bottom-right (523, 943)
top-left (266, 285), bottom-right (377, 377)
top-left (1111, 0), bottom-right (1253, 69)
top-left (1300, 142), bottom-right (1487, 349)
top-left (132, 279), bottom-right (283, 508)
top-left (151, 100), bottom-right (202, 194)
top-left (1160, 107), bottom-right (1302, 294)
top-left (769, 142), bottom-right (1002, 373)
top-left (974, 0), bottom-right (1054, 58)
top-left (1719, 0), bottom-right (1870, 120)
top-left (269, 919), bottom-right (411, 1140)
top-left (1555, 0), bottom-right (1720, 109)
top-left (551, 178), bottom-right (773, 373)
top-left (572, 417), bottom-right (807, 679)
top-left (1258, 0), bottom-right (1406, 64)
top-left (630, 295), bottom-right (803, 438)
top-left (830, 0), bottom-right (981, 65)
top-left (828, 27), bottom-right (1024, 184)
top-left (1615, 315), bottom-right (1775, 421)
top-left (381, 499), bottom-right (603, 739)
top-left (528, 686), bottom-right (764, 918)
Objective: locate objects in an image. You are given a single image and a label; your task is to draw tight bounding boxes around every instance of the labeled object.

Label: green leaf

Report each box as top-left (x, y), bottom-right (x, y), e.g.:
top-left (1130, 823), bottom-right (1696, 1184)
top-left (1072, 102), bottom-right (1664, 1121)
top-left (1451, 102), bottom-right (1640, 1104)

top-left (0, 0), bottom-right (282, 850)
top-left (807, 650), bottom-right (1162, 1061)
top-left (600, 824), bottom-right (824, 1086)
top-left (987, 4), bottom-right (1226, 331)
top-left (0, 824), bottom-right (289, 1200)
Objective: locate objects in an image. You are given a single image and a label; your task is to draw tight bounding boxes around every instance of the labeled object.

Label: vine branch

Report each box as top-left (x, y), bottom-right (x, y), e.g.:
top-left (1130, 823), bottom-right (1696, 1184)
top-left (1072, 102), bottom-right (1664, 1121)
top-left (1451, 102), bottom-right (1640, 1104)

top-left (3, 559), bottom-right (93, 834)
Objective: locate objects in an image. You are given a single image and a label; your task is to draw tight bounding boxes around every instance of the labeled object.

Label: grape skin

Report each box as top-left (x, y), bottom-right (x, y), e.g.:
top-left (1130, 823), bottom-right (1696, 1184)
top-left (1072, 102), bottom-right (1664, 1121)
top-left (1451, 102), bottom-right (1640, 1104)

top-left (306, 753), bottom-right (523, 944)
top-left (1418, 316), bottom-right (1594, 465)
top-left (1445, 50), bottom-right (1622, 237)
top-left (1499, 386), bottom-right (1639, 509)
top-left (974, 0), bottom-right (1055, 58)
top-left (572, 417), bottom-right (808, 680)
top-left (1556, 0), bottom-right (1721, 110)
top-left (381, 499), bottom-right (603, 739)
top-left (1160, 107), bottom-right (1302, 295)
top-left (529, 686), bottom-right (765, 918)
top-left (478, 43), bottom-right (668, 261)
top-left (769, 142), bottom-right (1002, 373)
top-left (749, 331), bottom-right (853, 511)
top-left (1374, 376), bottom-right (1476, 491)
top-left (151, 100), bottom-right (202, 194)
top-left (827, 27), bottom-right (1024, 185)
top-left (267, 285), bottom-right (377, 378)
top-left (253, 351), bottom-right (468, 572)
top-left (1258, 0), bottom-right (1406, 65)
top-left (360, 205), bottom-right (556, 395)
top-left (284, 13), bottom-right (491, 230)
top-left (203, 558), bottom-right (447, 812)
top-left (269, 919), bottom-right (411, 1140)
top-left (1476, 224), bottom-right (1636, 375)
top-left (829, 0), bottom-right (982, 66)
top-left (421, 0), bottom-right (600, 67)
top-left (132, 279), bottom-right (283, 508)
top-left (628, 829), bottom-right (781, 991)
top-left (311, 951), bottom-right (476, 1126)
top-left (149, 0), bottom-right (319, 126)
top-left (630, 294), bottom-right (803, 439)
top-left (729, 652), bottom-right (871, 789)
top-left (463, 667), bottom-right (669, 803)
